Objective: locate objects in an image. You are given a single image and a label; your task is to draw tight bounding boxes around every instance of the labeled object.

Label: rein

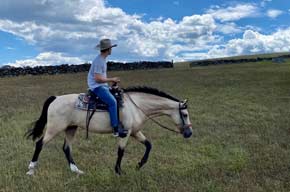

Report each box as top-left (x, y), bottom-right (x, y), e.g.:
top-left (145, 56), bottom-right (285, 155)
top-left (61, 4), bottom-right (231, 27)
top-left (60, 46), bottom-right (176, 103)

top-left (125, 93), bottom-right (181, 134)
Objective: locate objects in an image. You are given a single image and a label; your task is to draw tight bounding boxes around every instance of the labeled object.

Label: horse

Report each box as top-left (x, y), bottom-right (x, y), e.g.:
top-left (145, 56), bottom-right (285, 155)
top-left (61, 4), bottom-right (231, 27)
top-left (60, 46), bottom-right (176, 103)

top-left (25, 86), bottom-right (193, 175)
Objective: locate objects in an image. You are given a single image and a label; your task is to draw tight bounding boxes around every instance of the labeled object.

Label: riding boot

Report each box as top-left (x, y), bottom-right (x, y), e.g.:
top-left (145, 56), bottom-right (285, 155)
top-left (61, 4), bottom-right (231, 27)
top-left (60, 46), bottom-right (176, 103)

top-left (113, 126), bottom-right (119, 137)
top-left (118, 123), bottom-right (128, 138)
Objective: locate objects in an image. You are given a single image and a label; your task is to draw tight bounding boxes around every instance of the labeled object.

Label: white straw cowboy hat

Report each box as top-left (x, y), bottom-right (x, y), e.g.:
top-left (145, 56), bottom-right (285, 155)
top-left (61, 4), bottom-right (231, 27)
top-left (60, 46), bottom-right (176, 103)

top-left (96, 39), bottom-right (117, 51)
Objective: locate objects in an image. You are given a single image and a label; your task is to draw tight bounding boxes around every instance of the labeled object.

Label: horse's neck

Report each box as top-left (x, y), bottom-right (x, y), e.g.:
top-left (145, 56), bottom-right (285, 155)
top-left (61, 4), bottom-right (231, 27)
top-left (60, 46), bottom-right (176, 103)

top-left (127, 93), bottom-right (178, 116)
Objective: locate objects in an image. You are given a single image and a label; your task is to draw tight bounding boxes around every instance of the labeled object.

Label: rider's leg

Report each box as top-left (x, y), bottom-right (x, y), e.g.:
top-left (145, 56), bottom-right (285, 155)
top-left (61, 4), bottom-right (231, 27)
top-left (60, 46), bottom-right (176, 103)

top-left (93, 86), bottom-right (127, 137)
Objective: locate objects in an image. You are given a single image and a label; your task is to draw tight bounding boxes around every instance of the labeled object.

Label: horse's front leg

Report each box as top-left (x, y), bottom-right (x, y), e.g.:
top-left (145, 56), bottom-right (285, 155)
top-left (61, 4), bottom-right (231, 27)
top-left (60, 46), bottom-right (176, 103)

top-left (115, 129), bottom-right (131, 175)
top-left (132, 131), bottom-right (152, 169)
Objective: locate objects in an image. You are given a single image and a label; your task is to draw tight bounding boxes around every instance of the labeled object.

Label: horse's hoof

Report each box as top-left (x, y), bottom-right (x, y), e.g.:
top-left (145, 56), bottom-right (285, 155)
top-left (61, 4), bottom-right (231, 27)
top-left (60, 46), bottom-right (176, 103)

top-left (26, 169), bottom-right (35, 176)
top-left (72, 169), bottom-right (84, 175)
top-left (115, 167), bottom-right (122, 175)
top-left (70, 164), bottom-right (84, 175)
top-left (137, 162), bottom-right (145, 170)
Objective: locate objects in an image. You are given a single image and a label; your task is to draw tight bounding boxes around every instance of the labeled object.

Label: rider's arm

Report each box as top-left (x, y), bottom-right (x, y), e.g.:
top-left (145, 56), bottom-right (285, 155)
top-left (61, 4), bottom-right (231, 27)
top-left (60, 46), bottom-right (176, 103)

top-left (94, 74), bottom-right (119, 83)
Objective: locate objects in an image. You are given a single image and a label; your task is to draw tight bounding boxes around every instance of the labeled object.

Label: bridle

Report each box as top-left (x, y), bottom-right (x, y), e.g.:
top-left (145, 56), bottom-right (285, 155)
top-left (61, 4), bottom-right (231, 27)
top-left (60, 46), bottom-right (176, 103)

top-left (125, 93), bottom-right (192, 134)
top-left (179, 101), bottom-right (192, 132)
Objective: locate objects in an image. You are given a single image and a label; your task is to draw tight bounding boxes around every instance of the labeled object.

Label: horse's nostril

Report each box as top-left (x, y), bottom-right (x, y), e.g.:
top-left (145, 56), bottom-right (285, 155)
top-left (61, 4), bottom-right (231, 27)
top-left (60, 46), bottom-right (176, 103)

top-left (183, 128), bottom-right (192, 138)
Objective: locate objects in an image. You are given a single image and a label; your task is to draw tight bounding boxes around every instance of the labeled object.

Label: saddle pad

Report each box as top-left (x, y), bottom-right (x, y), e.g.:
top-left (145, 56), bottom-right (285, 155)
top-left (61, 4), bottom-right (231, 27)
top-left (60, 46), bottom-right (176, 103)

top-left (75, 93), bottom-right (106, 111)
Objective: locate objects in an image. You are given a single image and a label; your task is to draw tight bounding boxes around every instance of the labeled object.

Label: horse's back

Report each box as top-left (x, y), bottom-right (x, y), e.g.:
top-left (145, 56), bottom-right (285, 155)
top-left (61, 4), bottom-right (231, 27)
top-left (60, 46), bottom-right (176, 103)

top-left (50, 93), bottom-right (111, 132)
top-left (46, 93), bottom-right (137, 133)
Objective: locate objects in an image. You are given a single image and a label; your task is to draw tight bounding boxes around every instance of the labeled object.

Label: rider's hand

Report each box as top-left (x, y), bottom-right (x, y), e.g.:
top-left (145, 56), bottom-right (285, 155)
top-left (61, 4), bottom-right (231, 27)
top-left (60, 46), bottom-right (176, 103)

top-left (111, 77), bottom-right (120, 83)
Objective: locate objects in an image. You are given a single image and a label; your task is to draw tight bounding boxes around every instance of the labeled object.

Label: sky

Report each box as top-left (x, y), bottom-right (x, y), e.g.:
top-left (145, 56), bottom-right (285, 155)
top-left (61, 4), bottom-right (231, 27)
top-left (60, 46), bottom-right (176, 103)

top-left (0, 0), bottom-right (289, 67)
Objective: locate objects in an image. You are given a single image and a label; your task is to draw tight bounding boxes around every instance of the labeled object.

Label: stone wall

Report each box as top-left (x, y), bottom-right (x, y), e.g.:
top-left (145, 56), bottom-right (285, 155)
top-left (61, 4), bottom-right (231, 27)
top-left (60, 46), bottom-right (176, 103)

top-left (0, 61), bottom-right (173, 78)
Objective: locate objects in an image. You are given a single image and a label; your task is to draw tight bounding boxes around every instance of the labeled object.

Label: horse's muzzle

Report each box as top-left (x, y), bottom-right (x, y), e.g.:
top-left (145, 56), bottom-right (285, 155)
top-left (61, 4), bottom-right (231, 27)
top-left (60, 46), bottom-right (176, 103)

top-left (182, 125), bottom-right (192, 138)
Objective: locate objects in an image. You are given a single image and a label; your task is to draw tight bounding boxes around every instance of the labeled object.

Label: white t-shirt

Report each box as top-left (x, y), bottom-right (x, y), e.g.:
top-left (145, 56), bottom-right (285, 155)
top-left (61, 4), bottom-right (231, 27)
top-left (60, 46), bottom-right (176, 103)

top-left (87, 54), bottom-right (108, 90)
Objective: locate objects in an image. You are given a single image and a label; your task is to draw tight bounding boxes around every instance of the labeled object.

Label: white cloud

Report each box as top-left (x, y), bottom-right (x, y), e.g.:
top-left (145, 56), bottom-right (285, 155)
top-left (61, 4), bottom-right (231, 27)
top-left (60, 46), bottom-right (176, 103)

top-left (7, 52), bottom-right (85, 67)
top-left (0, 0), bottom-right (220, 65)
top-left (266, 9), bottom-right (283, 18)
top-left (217, 22), bottom-right (242, 34)
top-left (206, 28), bottom-right (290, 58)
top-left (5, 46), bottom-right (15, 50)
top-left (206, 4), bottom-right (259, 22)
top-left (218, 24), bottom-right (262, 35)
top-left (180, 52), bottom-right (212, 61)
top-left (261, 0), bottom-right (272, 7)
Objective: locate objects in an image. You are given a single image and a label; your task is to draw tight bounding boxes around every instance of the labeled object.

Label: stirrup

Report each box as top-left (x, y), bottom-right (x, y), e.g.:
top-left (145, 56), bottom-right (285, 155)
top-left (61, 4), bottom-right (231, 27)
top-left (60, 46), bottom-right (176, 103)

top-left (113, 124), bottom-right (127, 138)
top-left (118, 126), bottom-right (128, 138)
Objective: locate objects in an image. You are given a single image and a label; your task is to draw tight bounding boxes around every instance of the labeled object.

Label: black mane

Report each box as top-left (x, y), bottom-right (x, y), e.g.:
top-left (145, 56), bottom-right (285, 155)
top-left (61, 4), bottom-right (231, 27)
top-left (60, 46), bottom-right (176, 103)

top-left (123, 86), bottom-right (180, 102)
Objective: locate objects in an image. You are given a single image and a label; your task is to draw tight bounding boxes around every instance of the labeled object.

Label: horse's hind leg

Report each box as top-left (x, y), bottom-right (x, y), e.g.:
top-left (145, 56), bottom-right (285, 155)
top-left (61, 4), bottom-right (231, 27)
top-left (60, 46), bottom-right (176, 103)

top-left (63, 126), bottom-right (84, 174)
top-left (26, 137), bottom-right (44, 175)
top-left (132, 131), bottom-right (152, 169)
top-left (26, 123), bottom-right (66, 175)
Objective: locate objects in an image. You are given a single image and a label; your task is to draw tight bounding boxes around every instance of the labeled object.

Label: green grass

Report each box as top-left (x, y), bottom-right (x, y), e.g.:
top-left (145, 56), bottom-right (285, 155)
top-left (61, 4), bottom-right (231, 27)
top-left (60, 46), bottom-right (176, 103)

top-left (1, 61), bottom-right (290, 191)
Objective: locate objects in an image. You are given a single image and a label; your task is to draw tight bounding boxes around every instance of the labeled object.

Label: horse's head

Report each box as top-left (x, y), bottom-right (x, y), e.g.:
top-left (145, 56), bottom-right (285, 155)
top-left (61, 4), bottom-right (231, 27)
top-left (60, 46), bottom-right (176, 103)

top-left (170, 99), bottom-right (193, 138)
top-left (124, 87), bottom-right (193, 138)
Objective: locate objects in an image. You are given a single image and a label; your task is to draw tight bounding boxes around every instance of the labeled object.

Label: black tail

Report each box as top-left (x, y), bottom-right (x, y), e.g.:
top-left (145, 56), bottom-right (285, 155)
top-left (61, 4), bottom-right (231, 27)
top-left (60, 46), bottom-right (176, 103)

top-left (25, 96), bottom-right (57, 141)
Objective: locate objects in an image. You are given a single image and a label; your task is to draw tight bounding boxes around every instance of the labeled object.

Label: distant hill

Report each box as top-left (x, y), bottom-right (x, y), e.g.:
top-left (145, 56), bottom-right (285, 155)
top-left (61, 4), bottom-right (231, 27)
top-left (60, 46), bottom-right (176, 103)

top-left (174, 52), bottom-right (290, 67)
top-left (0, 65), bottom-right (14, 69)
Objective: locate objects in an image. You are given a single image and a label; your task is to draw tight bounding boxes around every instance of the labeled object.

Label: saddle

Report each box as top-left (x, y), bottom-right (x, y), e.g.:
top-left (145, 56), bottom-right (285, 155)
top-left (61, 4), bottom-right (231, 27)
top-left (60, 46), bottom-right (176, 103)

top-left (75, 85), bottom-right (124, 111)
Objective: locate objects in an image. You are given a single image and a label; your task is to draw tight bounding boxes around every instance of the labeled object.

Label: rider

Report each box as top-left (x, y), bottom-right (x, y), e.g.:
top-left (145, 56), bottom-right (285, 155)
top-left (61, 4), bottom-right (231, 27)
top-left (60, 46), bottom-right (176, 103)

top-left (87, 38), bottom-right (127, 137)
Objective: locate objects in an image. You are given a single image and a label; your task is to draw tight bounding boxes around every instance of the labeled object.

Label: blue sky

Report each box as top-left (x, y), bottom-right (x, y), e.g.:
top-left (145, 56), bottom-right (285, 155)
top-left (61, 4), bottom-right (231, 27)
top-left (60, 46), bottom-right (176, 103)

top-left (0, 0), bottom-right (289, 67)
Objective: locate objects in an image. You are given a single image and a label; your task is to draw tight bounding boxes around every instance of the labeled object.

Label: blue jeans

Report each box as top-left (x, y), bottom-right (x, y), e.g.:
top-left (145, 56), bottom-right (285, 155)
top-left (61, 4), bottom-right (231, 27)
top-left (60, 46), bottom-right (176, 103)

top-left (92, 86), bottom-right (118, 127)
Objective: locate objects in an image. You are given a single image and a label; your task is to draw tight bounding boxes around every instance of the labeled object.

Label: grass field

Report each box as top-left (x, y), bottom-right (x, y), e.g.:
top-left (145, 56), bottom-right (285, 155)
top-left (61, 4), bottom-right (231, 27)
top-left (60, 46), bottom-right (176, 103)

top-left (1, 61), bottom-right (290, 191)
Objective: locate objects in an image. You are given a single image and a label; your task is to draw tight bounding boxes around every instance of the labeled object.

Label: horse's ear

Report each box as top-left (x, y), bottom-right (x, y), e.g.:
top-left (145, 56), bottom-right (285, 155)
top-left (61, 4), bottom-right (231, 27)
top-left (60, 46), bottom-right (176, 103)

top-left (180, 99), bottom-right (188, 109)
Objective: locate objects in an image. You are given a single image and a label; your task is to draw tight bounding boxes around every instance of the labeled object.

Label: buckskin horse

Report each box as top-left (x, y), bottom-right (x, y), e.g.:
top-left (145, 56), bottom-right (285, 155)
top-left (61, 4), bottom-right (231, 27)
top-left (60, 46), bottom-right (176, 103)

top-left (25, 86), bottom-right (193, 175)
